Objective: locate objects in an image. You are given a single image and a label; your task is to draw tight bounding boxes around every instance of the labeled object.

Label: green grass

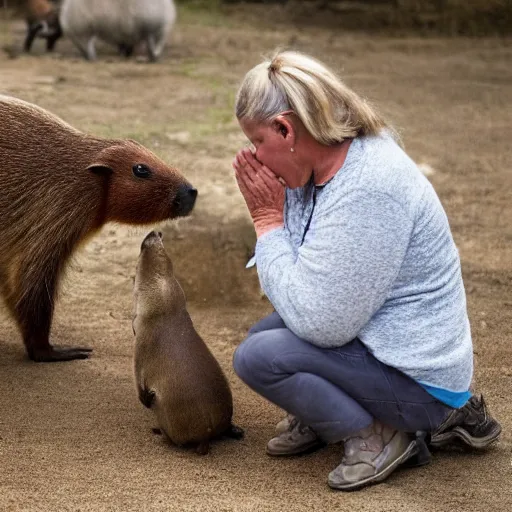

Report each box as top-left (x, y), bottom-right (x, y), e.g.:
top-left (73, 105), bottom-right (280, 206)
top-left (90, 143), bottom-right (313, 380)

top-left (175, 0), bottom-right (233, 28)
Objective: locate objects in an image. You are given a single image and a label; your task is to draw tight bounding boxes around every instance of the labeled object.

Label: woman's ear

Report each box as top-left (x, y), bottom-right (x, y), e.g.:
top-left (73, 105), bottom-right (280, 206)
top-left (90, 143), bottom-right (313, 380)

top-left (274, 115), bottom-right (296, 145)
top-left (278, 122), bottom-right (288, 137)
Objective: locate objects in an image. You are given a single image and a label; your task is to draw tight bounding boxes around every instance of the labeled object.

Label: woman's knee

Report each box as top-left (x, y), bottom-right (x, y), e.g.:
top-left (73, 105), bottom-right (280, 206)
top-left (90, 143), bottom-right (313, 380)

top-left (247, 312), bottom-right (286, 335)
top-left (233, 332), bottom-right (280, 385)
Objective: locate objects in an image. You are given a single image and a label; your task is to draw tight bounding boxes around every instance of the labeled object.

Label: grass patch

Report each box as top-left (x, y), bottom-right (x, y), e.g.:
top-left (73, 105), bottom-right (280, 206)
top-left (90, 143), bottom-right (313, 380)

top-left (175, 0), bottom-right (233, 28)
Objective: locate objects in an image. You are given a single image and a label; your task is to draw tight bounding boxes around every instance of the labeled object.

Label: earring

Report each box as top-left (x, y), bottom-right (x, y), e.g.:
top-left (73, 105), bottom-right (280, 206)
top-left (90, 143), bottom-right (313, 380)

top-left (290, 147), bottom-right (295, 153)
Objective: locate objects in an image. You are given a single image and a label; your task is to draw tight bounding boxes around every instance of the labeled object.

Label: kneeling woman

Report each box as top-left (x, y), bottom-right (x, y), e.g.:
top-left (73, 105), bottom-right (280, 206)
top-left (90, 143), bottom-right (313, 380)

top-left (231, 50), bottom-right (501, 491)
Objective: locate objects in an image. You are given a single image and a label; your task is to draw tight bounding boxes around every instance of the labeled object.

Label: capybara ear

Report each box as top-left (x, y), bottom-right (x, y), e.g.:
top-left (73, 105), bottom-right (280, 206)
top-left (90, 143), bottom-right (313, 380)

top-left (87, 164), bottom-right (113, 175)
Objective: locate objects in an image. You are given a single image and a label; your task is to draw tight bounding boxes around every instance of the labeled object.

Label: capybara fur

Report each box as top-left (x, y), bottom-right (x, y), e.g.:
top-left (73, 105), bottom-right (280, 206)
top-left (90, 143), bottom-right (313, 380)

top-left (0, 95), bottom-right (197, 362)
top-left (22, 0), bottom-right (62, 52)
top-left (133, 231), bottom-right (244, 454)
top-left (59, 0), bottom-right (176, 61)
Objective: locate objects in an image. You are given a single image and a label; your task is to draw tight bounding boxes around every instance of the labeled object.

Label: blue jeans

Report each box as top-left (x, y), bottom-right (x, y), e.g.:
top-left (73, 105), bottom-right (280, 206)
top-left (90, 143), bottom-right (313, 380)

top-left (233, 312), bottom-right (452, 443)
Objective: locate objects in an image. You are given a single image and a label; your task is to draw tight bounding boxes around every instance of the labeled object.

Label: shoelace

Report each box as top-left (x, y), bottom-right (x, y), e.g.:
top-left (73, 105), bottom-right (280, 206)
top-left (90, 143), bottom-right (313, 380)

top-left (287, 417), bottom-right (299, 432)
top-left (468, 396), bottom-right (487, 421)
top-left (287, 418), bottom-right (311, 437)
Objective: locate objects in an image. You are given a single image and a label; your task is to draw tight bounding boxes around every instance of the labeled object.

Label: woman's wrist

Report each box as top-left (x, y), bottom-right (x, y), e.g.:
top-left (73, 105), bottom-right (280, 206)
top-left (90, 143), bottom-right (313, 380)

top-left (254, 217), bottom-right (284, 238)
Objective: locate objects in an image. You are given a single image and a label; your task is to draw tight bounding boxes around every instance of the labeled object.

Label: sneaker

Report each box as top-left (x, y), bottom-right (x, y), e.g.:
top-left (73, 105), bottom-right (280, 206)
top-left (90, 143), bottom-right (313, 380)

top-left (328, 421), bottom-right (419, 491)
top-left (266, 417), bottom-right (324, 456)
top-left (430, 394), bottom-right (501, 449)
top-left (275, 414), bottom-right (295, 436)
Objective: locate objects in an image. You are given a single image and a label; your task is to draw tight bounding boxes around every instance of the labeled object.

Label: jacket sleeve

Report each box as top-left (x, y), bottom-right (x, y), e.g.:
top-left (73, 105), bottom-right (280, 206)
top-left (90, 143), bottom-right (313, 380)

top-left (255, 189), bottom-right (414, 347)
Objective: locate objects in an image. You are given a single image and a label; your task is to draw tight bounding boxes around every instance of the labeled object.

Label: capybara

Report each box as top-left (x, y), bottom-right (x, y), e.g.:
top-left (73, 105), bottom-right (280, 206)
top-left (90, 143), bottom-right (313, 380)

top-left (0, 95), bottom-right (197, 362)
top-left (59, 0), bottom-right (176, 61)
top-left (133, 231), bottom-right (244, 454)
top-left (22, 0), bottom-right (62, 53)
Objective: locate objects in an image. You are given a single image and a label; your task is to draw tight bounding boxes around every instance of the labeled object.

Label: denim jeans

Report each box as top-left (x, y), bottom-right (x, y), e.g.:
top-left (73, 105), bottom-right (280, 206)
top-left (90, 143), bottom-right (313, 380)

top-left (233, 312), bottom-right (452, 443)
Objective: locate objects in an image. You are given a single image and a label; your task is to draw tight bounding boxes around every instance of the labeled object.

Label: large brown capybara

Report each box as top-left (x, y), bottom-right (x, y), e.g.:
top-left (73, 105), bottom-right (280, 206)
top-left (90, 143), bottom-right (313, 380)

top-left (133, 231), bottom-right (244, 454)
top-left (0, 95), bottom-right (197, 362)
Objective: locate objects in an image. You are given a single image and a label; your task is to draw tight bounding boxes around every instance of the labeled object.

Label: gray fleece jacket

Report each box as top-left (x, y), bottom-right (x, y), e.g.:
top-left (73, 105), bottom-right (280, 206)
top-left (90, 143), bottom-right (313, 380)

top-left (255, 132), bottom-right (473, 400)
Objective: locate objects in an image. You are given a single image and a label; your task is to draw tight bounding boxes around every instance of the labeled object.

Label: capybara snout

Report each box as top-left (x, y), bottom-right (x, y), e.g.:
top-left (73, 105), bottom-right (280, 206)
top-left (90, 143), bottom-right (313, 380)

top-left (173, 184), bottom-right (198, 217)
top-left (141, 230), bottom-right (164, 250)
top-left (89, 140), bottom-right (196, 225)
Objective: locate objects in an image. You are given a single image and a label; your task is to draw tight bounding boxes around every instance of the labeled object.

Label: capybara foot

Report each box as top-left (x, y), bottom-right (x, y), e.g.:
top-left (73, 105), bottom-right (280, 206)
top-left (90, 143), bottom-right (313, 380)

top-left (226, 424), bottom-right (245, 440)
top-left (196, 441), bottom-right (210, 455)
top-left (152, 428), bottom-right (162, 435)
top-left (29, 345), bottom-right (93, 362)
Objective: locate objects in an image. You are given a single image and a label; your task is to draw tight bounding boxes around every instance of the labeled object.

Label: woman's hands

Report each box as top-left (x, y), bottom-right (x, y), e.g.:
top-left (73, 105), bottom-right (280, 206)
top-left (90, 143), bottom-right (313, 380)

top-left (233, 148), bottom-right (285, 238)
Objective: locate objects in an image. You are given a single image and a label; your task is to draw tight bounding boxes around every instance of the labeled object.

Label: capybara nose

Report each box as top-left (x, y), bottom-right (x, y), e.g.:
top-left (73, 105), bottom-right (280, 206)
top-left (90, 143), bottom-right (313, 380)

top-left (141, 230), bottom-right (163, 249)
top-left (174, 184), bottom-right (197, 217)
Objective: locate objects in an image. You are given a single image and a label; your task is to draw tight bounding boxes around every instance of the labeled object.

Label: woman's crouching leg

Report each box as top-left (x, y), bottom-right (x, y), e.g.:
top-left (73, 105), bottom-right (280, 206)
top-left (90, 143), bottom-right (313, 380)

top-left (233, 328), bottom-right (373, 444)
top-left (234, 329), bottom-right (437, 490)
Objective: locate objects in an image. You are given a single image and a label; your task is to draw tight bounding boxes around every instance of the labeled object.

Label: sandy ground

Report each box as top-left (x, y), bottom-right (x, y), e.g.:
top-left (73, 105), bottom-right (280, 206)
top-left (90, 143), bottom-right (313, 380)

top-left (0, 5), bottom-right (511, 511)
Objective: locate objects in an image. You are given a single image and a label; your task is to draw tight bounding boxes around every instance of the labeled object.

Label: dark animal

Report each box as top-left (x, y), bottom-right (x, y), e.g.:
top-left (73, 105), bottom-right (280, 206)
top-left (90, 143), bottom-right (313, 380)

top-left (23, 0), bottom-right (62, 53)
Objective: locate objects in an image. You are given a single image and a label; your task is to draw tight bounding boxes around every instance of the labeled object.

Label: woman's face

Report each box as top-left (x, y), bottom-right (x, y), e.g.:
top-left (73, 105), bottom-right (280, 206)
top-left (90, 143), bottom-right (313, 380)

top-left (238, 117), bottom-right (311, 189)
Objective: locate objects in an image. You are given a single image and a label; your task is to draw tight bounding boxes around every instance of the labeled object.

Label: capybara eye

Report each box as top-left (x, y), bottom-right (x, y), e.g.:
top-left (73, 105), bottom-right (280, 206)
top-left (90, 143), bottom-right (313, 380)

top-left (132, 164), bottom-right (152, 179)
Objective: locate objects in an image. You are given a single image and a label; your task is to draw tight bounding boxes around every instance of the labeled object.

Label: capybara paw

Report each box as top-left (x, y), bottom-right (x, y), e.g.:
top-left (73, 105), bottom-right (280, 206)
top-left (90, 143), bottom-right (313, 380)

top-left (196, 441), bottom-right (209, 455)
top-left (227, 424), bottom-right (245, 440)
top-left (29, 345), bottom-right (93, 362)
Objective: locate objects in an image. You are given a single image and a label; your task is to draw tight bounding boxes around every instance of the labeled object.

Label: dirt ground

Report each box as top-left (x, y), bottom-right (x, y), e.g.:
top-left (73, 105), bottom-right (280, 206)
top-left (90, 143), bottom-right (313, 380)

top-left (0, 4), bottom-right (511, 511)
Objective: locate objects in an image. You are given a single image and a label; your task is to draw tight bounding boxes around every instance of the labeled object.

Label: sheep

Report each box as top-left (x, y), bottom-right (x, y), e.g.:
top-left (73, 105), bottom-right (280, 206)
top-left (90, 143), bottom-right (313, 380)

top-left (59, 0), bottom-right (176, 61)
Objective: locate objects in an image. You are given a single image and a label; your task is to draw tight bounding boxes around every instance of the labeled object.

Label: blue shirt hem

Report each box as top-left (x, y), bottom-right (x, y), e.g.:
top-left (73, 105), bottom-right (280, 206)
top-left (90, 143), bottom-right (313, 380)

top-left (420, 383), bottom-right (471, 408)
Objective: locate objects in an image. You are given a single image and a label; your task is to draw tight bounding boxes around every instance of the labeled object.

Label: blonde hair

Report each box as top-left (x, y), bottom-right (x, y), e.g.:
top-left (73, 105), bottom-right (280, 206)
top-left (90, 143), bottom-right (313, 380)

top-left (235, 50), bottom-right (389, 145)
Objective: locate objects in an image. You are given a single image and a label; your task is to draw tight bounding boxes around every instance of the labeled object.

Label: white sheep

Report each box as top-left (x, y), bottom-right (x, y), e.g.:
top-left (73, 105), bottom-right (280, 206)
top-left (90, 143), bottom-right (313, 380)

top-left (59, 0), bottom-right (176, 61)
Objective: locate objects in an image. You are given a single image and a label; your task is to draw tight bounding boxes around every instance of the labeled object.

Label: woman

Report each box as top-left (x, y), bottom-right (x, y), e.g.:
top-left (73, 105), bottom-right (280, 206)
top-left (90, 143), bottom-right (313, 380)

top-left (231, 50), bottom-right (501, 491)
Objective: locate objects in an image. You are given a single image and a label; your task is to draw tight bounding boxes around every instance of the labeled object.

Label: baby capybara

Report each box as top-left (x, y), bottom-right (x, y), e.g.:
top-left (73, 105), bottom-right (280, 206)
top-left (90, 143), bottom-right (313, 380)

top-left (133, 231), bottom-right (244, 454)
top-left (0, 95), bottom-right (197, 362)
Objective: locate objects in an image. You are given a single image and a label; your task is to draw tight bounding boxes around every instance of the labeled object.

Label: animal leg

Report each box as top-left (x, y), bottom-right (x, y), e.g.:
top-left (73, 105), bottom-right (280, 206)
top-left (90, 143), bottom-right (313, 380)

top-left (24, 22), bottom-right (41, 52)
top-left (153, 31), bottom-right (168, 60)
top-left (138, 385), bottom-right (155, 408)
top-left (85, 37), bottom-right (97, 61)
top-left (70, 35), bottom-right (96, 61)
top-left (13, 265), bottom-right (92, 362)
top-left (225, 424), bottom-right (245, 440)
top-left (196, 441), bottom-right (209, 455)
top-left (46, 30), bottom-right (62, 52)
top-left (146, 35), bottom-right (163, 63)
